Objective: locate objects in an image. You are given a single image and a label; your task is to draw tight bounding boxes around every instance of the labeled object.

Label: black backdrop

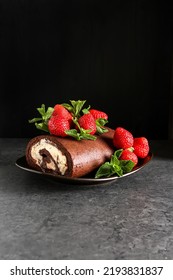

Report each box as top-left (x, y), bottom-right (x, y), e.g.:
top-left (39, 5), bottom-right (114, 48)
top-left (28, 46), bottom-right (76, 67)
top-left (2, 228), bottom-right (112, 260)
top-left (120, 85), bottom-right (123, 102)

top-left (1, 0), bottom-right (173, 139)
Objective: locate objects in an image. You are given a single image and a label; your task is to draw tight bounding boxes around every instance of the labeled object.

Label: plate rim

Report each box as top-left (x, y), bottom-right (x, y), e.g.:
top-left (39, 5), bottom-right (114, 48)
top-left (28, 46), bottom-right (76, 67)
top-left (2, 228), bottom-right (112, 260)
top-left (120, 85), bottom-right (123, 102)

top-left (15, 152), bottom-right (153, 184)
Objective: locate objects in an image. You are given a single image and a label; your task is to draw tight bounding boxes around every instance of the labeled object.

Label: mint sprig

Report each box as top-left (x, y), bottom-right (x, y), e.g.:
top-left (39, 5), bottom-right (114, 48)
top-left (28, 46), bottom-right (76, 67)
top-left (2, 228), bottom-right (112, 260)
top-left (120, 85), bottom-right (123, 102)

top-left (65, 116), bottom-right (96, 140)
top-left (65, 128), bottom-right (97, 140)
top-left (95, 149), bottom-right (135, 178)
top-left (28, 104), bottom-right (54, 132)
top-left (62, 100), bottom-right (90, 119)
top-left (62, 100), bottom-right (108, 137)
top-left (62, 100), bottom-right (97, 140)
top-left (28, 100), bottom-right (109, 140)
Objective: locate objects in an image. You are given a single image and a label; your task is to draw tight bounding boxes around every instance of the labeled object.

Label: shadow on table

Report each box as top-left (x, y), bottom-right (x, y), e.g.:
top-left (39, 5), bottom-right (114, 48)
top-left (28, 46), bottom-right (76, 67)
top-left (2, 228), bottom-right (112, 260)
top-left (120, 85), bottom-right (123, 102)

top-left (14, 169), bottom-right (118, 194)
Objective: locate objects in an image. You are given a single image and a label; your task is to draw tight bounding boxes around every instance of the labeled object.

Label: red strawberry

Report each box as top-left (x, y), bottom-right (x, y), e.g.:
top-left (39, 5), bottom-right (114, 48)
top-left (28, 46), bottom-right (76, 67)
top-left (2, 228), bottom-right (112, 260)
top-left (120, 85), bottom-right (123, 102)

top-left (89, 109), bottom-right (108, 120)
top-left (48, 115), bottom-right (71, 137)
top-left (119, 149), bottom-right (138, 166)
top-left (78, 113), bottom-right (96, 135)
top-left (52, 104), bottom-right (72, 121)
top-left (133, 137), bottom-right (149, 158)
top-left (113, 127), bottom-right (134, 149)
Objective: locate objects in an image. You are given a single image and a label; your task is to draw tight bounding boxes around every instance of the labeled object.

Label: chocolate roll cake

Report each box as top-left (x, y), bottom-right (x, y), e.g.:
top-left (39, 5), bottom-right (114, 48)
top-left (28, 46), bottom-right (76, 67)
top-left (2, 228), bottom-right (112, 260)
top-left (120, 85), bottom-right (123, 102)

top-left (26, 128), bottom-right (115, 178)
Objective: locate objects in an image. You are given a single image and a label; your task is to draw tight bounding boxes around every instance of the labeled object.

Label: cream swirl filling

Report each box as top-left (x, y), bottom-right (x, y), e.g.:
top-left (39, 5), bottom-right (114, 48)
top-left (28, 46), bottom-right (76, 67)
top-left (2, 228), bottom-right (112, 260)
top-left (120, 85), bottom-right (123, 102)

top-left (30, 139), bottom-right (67, 175)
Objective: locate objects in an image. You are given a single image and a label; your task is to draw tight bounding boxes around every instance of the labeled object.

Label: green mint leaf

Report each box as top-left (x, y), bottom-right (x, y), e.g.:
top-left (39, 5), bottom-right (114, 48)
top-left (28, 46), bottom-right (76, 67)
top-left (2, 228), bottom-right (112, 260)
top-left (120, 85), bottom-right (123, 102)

top-left (95, 162), bottom-right (114, 178)
top-left (114, 165), bottom-right (123, 176)
top-left (78, 127), bottom-right (97, 140)
top-left (94, 149), bottom-right (135, 178)
top-left (80, 133), bottom-right (97, 140)
top-left (65, 128), bottom-right (97, 141)
top-left (71, 100), bottom-right (86, 117)
top-left (95, 148), bottom-right (124, 178)
top-left (120, 160), bottom-right (135, 174)
top-left (114, 149), bottom-right (123, 159)
top-left (62, 100), bottom-right (88, 118)
top-left (65, 129), bottom-right (81, 140)
top-left (110, 151), bottom-right (121, 166)
top-left (66, 116), bottom-right (97, 141)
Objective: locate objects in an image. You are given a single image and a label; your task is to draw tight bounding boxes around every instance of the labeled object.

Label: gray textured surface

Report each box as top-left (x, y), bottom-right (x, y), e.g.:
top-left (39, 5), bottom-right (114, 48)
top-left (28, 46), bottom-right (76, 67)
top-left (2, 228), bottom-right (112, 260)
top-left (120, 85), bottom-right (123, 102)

top-left (0, 138), bottom-right (173, 260)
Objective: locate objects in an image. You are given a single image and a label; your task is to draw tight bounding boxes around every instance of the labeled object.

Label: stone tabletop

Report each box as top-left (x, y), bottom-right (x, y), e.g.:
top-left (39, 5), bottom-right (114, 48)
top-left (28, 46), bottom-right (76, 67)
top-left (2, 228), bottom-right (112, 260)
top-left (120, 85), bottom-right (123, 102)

top-left (0, 139), bottom-right (173, 260)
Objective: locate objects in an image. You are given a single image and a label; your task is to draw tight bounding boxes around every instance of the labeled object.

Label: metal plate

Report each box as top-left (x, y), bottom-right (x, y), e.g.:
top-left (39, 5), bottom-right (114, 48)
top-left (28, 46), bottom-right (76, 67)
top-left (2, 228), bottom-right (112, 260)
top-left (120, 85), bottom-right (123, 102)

top-left (15, 152), bottom-right (153, 185)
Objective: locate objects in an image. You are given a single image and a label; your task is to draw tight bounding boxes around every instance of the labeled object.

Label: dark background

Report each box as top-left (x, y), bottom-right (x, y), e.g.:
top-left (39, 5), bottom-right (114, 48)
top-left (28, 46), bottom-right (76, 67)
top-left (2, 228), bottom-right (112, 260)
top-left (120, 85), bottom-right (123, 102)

top-left (0, 0), bottom-right (173, 139)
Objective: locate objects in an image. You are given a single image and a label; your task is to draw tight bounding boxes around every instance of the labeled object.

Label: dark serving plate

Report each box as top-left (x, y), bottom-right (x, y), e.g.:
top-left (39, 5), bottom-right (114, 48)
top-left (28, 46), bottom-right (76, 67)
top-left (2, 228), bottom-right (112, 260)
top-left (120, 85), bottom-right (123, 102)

top-left (15, 152), bottom-right (153, 185)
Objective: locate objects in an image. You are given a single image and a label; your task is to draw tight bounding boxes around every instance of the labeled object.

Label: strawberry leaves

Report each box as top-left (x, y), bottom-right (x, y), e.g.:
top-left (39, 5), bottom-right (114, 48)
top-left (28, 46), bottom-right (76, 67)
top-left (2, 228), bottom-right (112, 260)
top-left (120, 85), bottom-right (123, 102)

top-left (62, 100), bottom-right (90, 119)
top-left (65, 113), bottom-right (97, 140)
top-left (28, 104), bottom-right (54, 132)
top-left (28, 100), bottom-right (109, 140)
top-left (61, 100), bottom-right (97, 140)
top-left (65, 128), bottom-right (97, 140)
top-left (95, 118), bottom-right (108, 134)
top-left (95, 149), bottom-right (135, 178)
top-left (62, 100), bottom-right (99, 140)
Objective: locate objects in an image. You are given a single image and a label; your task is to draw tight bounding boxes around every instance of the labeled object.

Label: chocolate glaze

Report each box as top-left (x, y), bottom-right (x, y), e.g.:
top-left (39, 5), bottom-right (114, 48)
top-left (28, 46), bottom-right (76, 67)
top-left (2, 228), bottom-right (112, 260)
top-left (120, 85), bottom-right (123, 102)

top-left (26, 128), bottom-right (115, 178)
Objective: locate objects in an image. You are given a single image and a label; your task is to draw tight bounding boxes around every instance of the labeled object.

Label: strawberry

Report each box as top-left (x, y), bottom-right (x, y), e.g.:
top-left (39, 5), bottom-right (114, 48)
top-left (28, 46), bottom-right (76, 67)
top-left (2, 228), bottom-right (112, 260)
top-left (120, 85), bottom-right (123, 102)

top-left (89, 109), bottom-right (108, 120)
top-left (52, 104), bottom-right (72, 121)
top-left (133, 137), bottom-right (149, 158)
top-left (78, 113), bottom-right (96, 135)
top-left (113, 127), bottom-right (134, 149)
top-left (119, 149), bottom-right (138, 166)
top-left (48, 115), bottom-right (71, 137)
